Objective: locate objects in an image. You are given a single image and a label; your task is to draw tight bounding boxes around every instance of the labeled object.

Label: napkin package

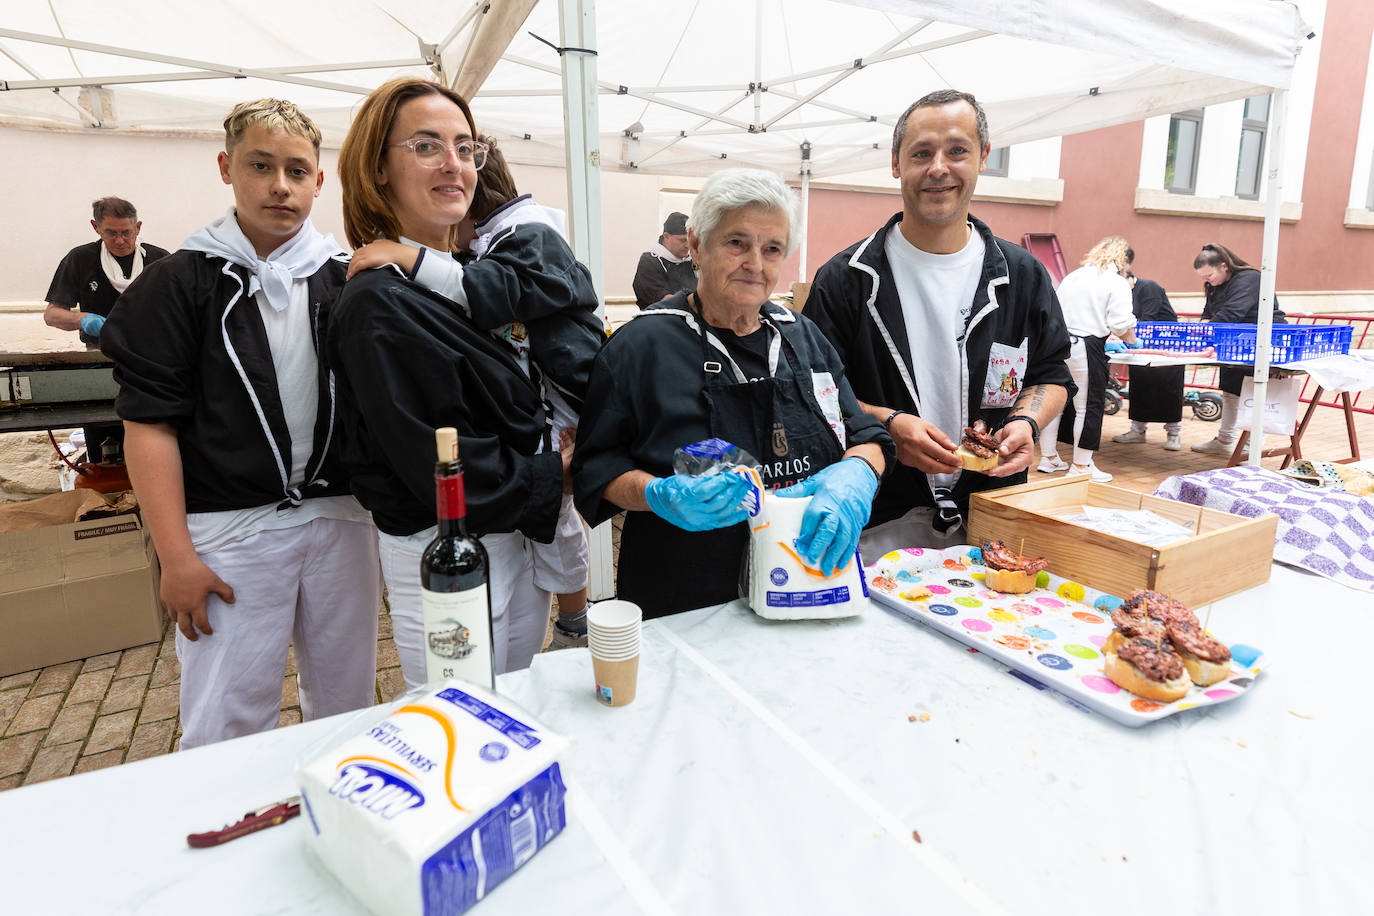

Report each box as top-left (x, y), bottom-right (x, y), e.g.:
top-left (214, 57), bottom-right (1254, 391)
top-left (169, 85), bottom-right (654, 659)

top-left (297, 681), bottom-right (568, 916)
top-left (748, 492), bottom-right (867, 619)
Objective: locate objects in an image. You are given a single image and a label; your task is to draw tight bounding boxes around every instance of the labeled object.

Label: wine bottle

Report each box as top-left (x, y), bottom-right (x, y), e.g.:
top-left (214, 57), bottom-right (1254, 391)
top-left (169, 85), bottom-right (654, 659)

top-left (420, 427), bottom-right (494, 689)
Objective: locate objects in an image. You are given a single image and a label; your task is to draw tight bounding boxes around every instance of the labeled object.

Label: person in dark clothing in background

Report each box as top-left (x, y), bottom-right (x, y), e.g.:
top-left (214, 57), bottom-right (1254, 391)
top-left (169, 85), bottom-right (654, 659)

top-left (44, 196), bottom-right (170, 462)
top-left (1190, 242), bottom-right (1285, 458)
top-left (632, 211), bottom-right (697, 306)
top-left (1111, 248), bottom-right (1186, 451)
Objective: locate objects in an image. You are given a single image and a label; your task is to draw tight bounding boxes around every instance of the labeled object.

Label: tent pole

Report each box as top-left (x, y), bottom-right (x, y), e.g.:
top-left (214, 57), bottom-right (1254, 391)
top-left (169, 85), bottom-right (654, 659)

top-left (1249, 88), bottom-right (1286, 467)
top-left (799, 142), bottom-right (812, 283)
top-left (558, 0), bottom-right (614, 601)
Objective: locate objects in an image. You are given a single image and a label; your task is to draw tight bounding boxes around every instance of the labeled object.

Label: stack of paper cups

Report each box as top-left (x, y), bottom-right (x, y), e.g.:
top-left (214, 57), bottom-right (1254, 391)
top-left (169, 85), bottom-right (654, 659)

top-left (587, 600), bottom-right (641, 707)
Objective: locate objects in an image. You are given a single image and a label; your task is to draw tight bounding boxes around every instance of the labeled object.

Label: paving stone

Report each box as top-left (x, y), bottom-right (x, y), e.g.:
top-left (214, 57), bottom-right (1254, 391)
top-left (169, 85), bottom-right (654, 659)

top-left (68, 668), bottom-right (114, 705)
top-left (0, 732), bottom-right (42, 778)
top-left (139, 684), bottom-right (180, 724)
top-left (0, 690), bottom-right (25, 734)
top-left (6, 694), bottom-right (62, 736)
top-left (278, 708), bottom-right (302, 728)
top-left (377, 638), bottom-right (399, 669)
top-left (45, 702), bottom-right (98, 747)
top-left (0, 774), bottom-right (22, 791)
top-left (149, 655), bottom-right (180, 689)
top-left (73, 749), bottom-right (124, 774)
top-left (23, 742), bottom-right (81, 785)
top-left (100, 674), bottom-right (150, 715)
top-left (85, 709), bottom-right (138, 755)
top-left (377, 667), bottom-right (407, 704)
top-left (126, 720), bottom-right (175, 762)
top-left (377, 611), bottom-right (393, 640)
top-left (280, 674), bottom-right (299, 709)
top-left (285, 645), bottom-right (296, 676)
top-left (29, 661), bottom-right (82, 697)
top-left (82, 651), bottom-right (122, 673)
top-left (116, 644), bottom-right (159, 678)
top-left (0, 670), bottom-right (38, 692)
top-left (159, 629), bottom-right (177, 658)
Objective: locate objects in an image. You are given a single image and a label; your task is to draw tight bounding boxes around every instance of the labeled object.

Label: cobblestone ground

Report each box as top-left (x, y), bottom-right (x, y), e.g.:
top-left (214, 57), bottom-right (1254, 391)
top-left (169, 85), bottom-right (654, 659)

top-left (2, 407), bottom-right (1369, 791)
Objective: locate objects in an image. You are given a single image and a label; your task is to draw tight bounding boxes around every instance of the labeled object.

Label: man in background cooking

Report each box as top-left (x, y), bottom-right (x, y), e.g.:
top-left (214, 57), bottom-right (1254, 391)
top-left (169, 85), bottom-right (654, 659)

top-left (43, 197), bottom-right (170, 462)
top-left (632, 211), bottom-right (697, 306)
top-left (804, 89), bottom-right (1072, 553)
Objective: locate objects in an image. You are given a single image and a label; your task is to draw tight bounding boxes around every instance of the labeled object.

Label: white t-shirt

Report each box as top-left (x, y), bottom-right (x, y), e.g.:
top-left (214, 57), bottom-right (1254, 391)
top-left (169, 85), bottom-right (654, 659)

top-left (884, 223), bottom-right (986, 492)
top-left (187, 278), bottom-right (370, 554)
top-left (1055, 264), bottom-right (1135, 338)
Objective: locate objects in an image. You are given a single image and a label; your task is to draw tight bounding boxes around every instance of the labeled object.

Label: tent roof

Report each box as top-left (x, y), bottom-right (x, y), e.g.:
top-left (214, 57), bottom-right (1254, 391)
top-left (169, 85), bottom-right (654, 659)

top-left (0, 0), bottom-right (1305, 177)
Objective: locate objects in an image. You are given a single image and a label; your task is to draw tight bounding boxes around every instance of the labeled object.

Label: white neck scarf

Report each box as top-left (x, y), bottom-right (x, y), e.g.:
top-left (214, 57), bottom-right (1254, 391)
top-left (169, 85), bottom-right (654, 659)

top-left (182, 208), bottom-right (343, 312)
top-left (651, 241), bottom-right (687, 264)
top-left (100, 243), bottom-right (145, 294)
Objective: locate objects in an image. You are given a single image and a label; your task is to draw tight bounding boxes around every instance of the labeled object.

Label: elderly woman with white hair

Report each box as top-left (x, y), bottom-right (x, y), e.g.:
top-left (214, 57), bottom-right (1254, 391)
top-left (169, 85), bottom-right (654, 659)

top-left (573, 168), bottom-right (894, 617)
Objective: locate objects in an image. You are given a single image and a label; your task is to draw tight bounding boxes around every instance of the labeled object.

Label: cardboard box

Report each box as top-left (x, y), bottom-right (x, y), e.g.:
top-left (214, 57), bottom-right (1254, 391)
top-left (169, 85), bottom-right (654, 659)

top-left (968, 475), bottom-right (1277, 608)
top-left (0, 492), bottom-right (163, 676)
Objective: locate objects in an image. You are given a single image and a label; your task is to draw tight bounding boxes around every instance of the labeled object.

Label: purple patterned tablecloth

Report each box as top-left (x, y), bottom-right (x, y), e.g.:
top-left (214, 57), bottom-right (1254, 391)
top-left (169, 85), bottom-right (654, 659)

top-left (1153, 466), bottom-right (1374, 591)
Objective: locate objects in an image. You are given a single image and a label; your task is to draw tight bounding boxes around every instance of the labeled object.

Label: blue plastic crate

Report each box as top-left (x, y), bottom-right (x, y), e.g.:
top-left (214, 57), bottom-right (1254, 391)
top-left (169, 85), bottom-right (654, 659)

top-left (1134, 322), bottom-right (1352, 364)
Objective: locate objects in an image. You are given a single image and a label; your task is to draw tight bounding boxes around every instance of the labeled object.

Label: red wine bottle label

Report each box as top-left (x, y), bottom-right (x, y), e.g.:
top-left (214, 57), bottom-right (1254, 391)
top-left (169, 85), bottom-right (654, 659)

top-left (420, 585), bottom-right (493, 689)
top-left (435, 473), bottom-right (467, 521)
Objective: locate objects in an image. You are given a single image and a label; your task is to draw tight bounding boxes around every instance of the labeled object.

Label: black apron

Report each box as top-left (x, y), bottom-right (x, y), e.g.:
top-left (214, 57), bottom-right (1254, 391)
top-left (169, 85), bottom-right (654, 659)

top-left (618, 302), bottom-right (845, 618)
top-left (1127, 365), bottom-right (1185, 423)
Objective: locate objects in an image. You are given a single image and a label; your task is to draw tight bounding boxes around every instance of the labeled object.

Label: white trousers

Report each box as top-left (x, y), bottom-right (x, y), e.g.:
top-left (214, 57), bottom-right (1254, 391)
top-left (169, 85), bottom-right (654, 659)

top-left (1218, 391), bottom-right (1243, 441)
top-left (178, 518), bottom-right (382, 750)
top-left (379, 528), bottom-right (551, 690)
top-left (531, 493), bottom-right (590, 595)
top-left (1039, 338), bottom-right (1094, 466)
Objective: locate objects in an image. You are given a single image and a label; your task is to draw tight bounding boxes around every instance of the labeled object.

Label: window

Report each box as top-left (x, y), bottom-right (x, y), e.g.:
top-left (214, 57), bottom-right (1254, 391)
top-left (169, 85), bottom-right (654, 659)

top-left (1164, 110), bottom-right (1203, 194)
top-left (1367, 152), bottom-right (1374, 210)
top-left (1235, 95), bottom-right (1270, 200)
top-left (984, 146), bottom-right (1009, 177)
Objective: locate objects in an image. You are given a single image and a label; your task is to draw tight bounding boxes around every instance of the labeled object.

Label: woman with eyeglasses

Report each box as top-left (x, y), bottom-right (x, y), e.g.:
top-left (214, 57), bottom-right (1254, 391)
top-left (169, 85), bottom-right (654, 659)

top-left (327, 78), bottom-right (599, 683)
top-left (1190, 242), bottom-right (1285, 458)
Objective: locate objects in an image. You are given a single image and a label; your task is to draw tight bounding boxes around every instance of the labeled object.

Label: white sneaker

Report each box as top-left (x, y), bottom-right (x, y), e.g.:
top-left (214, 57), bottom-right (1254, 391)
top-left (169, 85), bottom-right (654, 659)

top-left (1164, 434), bottom-right (1182, 452)
top-left (1191, 437), bottom-right (1239, 457)
top-left (1112, 429), bottom-right (1148, 444)
top-left (1069, 463), bottom-right (1113, 483)
top-left (1037, 454), bottom-right (1069, 473)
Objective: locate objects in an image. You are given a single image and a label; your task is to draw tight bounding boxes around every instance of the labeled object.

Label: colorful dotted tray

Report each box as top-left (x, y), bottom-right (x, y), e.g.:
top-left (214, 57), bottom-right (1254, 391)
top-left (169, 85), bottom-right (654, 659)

top-left (865, 546), bottom-right (1265, 727)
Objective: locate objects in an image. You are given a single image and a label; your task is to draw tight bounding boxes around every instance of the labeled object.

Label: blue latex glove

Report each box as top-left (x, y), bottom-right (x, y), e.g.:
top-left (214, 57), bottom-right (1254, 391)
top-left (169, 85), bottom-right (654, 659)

top-left (775, 457), bottom-right (879, 576)
top-left (1104, 339), bottom-right (1127, 354)
top-left (1124, 337), bottom-right (1144, 349)
top-left (80, 313), bottom-right (106, 337)
top-left (644, 472), bottom-right (750, 533)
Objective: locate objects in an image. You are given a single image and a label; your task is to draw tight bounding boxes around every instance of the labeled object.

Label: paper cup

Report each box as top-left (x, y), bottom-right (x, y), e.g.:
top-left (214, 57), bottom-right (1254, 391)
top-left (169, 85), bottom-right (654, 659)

top-left (588, 599), bottom-right (642, 631)
top-left (592, 653), bottom-right (639, 707)
top-left (588, 644), bottom-right (638, 662)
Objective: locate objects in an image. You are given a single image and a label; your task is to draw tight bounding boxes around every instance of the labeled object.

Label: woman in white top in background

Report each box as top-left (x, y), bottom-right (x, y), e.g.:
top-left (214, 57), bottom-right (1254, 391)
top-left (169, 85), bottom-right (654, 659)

top-left (1037, 236), bottom-right (1139, 482)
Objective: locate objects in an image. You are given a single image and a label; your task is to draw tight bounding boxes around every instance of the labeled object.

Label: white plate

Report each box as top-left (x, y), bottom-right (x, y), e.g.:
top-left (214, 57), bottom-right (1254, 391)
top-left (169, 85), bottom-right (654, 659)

top-left (865, 545), bottom-right (1265, 727)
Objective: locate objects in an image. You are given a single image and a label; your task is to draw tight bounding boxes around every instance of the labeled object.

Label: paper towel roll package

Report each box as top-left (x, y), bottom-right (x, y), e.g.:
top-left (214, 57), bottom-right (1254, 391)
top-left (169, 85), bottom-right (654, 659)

top-left (748, 492), bottom-right (867, 620)
top-left (296, 681), bottom-right (568, 916)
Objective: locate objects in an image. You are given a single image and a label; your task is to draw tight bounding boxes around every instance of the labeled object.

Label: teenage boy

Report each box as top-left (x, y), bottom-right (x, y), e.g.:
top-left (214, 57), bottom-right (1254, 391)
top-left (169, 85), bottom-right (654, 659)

top-left (101, 99), bottom-right (381, 749)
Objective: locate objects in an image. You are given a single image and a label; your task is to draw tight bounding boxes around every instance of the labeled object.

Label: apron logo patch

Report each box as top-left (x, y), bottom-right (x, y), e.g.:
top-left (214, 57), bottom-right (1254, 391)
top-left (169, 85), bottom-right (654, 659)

top-left (771, 422), bottom-right (789, 457)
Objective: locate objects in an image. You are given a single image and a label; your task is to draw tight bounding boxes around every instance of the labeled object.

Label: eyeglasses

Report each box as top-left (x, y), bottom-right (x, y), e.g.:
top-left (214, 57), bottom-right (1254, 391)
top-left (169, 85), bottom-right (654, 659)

top-left (99, 229), bottom-right (137, 240)
top-left (392, 138), bottom-right (488, 171)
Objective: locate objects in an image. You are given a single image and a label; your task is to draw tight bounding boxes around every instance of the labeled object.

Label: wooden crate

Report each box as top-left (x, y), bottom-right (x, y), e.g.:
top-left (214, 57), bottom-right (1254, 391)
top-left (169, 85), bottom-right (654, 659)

top-left (968, 475), bottom-right (1277, 608)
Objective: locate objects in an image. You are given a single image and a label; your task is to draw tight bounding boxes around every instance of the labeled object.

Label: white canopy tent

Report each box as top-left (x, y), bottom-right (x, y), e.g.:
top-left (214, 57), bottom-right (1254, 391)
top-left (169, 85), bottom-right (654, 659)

top-left (1, 1), bottom-right (1307, 591)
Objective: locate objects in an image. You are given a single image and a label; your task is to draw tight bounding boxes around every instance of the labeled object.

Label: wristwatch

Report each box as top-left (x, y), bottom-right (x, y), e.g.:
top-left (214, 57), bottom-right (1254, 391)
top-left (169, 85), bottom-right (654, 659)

top-left (1000, 414), bottom-right (1040, 441)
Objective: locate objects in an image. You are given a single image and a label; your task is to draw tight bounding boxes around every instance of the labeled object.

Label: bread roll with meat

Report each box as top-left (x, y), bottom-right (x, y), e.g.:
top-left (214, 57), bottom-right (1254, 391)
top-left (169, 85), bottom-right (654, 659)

top-left (1104, 650), bottom-right (1192, 703)
top-left (955, 445), bottom-right (999, 472)
top-left (983, 566), bottom-right (1037, 594)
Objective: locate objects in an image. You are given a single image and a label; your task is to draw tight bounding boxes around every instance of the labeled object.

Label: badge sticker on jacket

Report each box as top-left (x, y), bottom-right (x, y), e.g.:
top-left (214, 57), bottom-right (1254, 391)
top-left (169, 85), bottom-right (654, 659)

top-left (771, 422), bottom-right (789, 457)
top-left (982, 339), bottom-right (1028, 408)
top-left (810, 371), bottom-right (847, 449)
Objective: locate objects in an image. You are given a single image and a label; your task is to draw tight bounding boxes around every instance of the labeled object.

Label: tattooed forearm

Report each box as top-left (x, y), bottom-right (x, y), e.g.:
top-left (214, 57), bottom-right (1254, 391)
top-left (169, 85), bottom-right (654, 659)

top-left (1010, 384), bottom-right (1066, 424)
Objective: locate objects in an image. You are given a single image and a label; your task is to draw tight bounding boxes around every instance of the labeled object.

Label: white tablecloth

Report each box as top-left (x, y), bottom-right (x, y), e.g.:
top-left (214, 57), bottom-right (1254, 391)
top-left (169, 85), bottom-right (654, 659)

top-left (2, 564), bottom-right (1369, 915)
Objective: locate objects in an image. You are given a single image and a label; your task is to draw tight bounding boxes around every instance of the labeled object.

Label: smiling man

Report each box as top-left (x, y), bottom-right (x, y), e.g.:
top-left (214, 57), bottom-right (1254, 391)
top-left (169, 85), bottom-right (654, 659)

top-left (804, 89), bottom-right (1073, 551)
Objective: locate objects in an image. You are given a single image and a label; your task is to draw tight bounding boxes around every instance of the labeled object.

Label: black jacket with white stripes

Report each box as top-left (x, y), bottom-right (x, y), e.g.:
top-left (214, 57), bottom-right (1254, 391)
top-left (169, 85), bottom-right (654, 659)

top-left (101, 250), bottom-right (354, 513)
